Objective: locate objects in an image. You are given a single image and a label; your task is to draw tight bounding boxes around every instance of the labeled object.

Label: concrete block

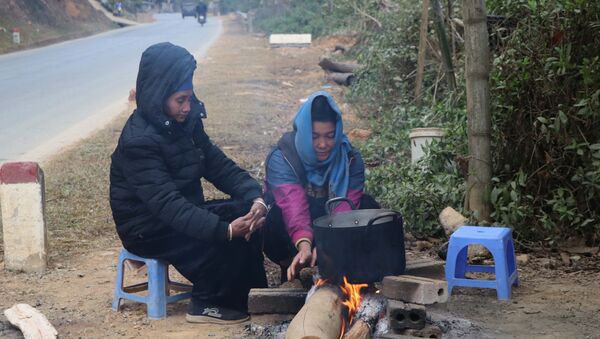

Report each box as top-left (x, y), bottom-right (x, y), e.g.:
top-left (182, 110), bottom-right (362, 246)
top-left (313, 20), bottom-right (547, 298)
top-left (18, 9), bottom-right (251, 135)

top-left (0, 162), bottom-right (47, 273)
top-left (248, 288), bottom-right (307, 314)
top-left (387, 300), bottom-right (426, 331)
top-left (382, 275), bottom-right (448, 305)
top-left (269, 34), bottom-right (311, 47)
top-left (405, 258), bottom-right (445, 279)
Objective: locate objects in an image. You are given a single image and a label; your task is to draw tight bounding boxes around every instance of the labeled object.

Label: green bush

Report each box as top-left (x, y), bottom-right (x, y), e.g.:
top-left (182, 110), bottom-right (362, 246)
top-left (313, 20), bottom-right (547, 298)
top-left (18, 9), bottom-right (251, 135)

top-left (488, 0), bottom-right (600, 243)
top-left (248, 0), bottom-right (600, 243)
top-left (350, 0), bottom-right (599, 244)
top-left (253, 1), bottom-right (329, 36)
top-left (346, 1), bottom-right (468, 238)
top-left (356, 101), bottom-right (468, 238)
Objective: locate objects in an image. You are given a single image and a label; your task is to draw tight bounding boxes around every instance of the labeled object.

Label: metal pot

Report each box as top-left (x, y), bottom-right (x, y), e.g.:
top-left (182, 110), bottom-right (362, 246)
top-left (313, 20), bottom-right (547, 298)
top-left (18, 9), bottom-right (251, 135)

top-left (313, 198), bottom-right (405, 284)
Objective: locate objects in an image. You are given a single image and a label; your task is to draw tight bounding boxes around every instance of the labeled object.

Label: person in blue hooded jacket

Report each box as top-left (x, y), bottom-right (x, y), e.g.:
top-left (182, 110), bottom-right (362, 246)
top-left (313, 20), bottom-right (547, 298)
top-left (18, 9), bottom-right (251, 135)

top-left (262, 91), bottom-right (379, 282)
top-left (109, 42), bottom-right (268, 324)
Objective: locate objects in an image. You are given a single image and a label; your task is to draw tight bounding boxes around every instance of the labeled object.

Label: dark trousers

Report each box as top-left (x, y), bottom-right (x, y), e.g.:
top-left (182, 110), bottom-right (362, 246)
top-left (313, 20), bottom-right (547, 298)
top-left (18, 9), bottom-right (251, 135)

top-left (123, 199), bottom-right (267, 311)
top-left (262, 194), bottom-right (380, 267)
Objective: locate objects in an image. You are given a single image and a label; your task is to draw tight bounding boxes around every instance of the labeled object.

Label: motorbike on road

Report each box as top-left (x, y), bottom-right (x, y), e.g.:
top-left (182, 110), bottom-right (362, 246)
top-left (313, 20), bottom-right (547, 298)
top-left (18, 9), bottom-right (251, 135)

top-left (198, 14), bottom-right (207, 26)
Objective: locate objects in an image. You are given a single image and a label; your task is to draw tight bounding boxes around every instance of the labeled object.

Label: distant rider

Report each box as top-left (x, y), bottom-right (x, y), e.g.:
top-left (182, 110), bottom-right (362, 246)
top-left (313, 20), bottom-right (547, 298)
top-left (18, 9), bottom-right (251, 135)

top-left (196, 2), bottom-right (208, 19)
top-left (115, 1), bottom-right (123, 17)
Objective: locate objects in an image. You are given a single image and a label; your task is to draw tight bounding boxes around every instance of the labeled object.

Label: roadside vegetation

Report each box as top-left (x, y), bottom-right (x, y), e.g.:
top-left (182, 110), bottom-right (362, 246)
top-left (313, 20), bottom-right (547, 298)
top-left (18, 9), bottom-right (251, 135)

top-left (243, 0), bottom-right (600, 247)
top-left (0, 0), bottom-right (116, 53)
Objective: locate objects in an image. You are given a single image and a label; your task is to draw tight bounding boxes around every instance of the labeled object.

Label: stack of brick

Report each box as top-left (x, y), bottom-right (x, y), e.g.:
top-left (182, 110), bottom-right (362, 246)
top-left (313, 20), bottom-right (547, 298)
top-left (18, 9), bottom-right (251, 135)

top-left (380, 274), bottom-right (448, 338)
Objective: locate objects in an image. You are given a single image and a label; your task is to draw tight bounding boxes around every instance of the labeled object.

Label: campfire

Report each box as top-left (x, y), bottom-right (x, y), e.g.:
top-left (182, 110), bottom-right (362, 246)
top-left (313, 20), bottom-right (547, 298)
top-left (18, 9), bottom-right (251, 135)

top-left (247, 261), bottom-right (452, 338)
top-left (287, 276), bottom-right (387, 339)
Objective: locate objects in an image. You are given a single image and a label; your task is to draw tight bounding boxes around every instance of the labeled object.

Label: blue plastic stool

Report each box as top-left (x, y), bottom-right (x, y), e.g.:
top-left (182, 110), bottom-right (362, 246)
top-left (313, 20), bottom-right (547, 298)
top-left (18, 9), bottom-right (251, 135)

top-left (112, 248), bottom-right (192, 320)
top-left (445, 226), bottom-right (519, 300)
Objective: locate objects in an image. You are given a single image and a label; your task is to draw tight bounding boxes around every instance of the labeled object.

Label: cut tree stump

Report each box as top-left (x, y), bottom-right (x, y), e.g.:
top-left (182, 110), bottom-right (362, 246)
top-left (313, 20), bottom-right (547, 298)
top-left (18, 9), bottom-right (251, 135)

top-left (286, 286), bottom-right (343, 339)
top-left (4, 304), bottom-right (58, 339)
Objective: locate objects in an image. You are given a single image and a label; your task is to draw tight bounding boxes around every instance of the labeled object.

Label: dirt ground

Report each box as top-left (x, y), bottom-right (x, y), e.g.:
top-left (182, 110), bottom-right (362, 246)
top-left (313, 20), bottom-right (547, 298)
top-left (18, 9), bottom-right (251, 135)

top-left (1, 18), bottom-right (600, 339)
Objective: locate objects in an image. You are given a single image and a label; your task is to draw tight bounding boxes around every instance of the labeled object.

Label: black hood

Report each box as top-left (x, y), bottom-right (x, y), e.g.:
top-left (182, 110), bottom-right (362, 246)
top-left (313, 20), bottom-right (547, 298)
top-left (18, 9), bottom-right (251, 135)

top-left (135, 42), bottom-right (205, 134)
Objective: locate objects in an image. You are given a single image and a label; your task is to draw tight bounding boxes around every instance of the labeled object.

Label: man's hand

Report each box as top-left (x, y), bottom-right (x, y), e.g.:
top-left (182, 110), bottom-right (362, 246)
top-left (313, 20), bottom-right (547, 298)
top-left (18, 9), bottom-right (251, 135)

top-left (243, 199), bottom-right (268, 240)
top-left (229, 214), bottom-right (252, 238)
top-left (287, 242), bottom-right (317, 281)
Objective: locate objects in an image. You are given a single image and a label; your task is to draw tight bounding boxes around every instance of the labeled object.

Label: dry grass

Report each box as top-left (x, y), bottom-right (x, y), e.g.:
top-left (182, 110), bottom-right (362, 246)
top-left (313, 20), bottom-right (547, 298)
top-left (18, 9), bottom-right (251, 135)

top-left (43, 112), bottom-right (131, 257)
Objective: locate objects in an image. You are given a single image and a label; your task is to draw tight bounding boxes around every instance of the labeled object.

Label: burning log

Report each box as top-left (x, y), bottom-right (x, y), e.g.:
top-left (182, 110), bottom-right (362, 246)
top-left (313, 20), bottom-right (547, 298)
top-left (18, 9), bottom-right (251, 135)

top-left (343, 294), bottom-right (387, 339)
top-left (285, 286), bottom-right (344, 339)
top-left (344, 320), bottom-right (371, 339)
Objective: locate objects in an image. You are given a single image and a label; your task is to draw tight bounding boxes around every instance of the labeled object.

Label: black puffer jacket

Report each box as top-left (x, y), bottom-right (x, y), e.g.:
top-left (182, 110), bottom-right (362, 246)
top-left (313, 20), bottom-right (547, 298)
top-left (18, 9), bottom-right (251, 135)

top-left (109, 42), bottom-right (261, 243)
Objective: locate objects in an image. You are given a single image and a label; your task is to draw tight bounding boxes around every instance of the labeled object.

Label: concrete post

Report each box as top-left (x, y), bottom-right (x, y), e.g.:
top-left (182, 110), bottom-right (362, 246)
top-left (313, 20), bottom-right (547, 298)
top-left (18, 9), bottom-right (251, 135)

top-left (12, 28), bottom-right (21, 45)
top-left (0, 162), bottom-right (47, 272)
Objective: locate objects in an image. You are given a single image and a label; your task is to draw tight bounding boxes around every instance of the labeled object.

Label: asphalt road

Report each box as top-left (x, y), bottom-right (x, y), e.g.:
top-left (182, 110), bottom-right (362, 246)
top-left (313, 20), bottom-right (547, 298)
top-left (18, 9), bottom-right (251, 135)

top-left (0, 13), bottom-right (222, 162)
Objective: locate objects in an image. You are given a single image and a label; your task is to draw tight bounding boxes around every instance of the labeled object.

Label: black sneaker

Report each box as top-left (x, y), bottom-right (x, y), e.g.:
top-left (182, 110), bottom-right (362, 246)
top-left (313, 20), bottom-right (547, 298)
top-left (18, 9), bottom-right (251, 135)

top-left (186, 302), bottom-right (249, 324)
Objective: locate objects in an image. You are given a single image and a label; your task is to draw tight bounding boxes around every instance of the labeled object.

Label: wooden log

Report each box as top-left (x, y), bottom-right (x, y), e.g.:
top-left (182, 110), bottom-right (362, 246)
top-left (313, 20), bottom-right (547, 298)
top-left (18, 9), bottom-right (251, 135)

top-left (248, 288), bottom-right (307, 314)
top-left (319, 57), bottom-right (359, 73)
top-left (327, 73), bottom-right (356, 86)
top-left (345, 293), bottom-right (387, 339)
top-left (286, 286), bottom-right (343, 339)
top-left (355, 294), bottom-right (387, 331)
top-left (334, 44), bottom-right (347, 53)
top-left (4, 304), bottom-right (58, 339)
top-left (344, 319), bottom-right (371, 339)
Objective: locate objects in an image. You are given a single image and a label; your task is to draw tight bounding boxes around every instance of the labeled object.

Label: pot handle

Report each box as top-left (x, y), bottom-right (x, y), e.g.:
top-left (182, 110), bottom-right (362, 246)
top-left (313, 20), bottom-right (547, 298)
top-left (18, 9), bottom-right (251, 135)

top-left (325, 197), bottom-right (357, 215)
top-left (364, 211), bottom-right (403, 248)
top-left (366, 211), bottom-right (399, 227)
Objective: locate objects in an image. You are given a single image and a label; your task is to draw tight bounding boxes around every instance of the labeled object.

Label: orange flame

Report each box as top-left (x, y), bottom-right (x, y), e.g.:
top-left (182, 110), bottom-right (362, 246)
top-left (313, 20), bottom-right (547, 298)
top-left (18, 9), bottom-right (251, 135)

top-left (315, 278), bottom-right (328, 287)
top-left (314, 277), bottom-right (368, 338)
top-left (339, 318), bottom-right (346, 339)
top-left (340, 276), bottom-right (368, 327)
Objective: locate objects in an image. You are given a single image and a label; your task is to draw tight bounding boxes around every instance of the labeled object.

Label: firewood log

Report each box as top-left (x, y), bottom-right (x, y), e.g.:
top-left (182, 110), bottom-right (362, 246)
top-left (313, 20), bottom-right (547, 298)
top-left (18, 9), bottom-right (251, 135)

top-left (327, 73), bottom-right (356, 86)
top-left (4, 304), bottom-right (58, 339)
top-left (343, 319), bottom-right (371, 339)
top-left (286, 286), bottom-right (343, 339)
top-left (318, 57), bottom-right (360, 73)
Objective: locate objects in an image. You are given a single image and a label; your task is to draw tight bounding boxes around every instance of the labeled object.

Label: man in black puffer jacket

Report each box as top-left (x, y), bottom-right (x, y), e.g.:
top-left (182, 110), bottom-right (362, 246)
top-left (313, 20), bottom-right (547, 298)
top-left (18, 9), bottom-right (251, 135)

top-left (110, 42), bottom-right (268, 324)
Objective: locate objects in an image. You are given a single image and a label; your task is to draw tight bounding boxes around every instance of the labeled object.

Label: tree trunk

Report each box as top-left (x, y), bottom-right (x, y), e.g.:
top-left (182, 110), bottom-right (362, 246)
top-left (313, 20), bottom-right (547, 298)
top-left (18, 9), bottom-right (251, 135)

top-left (463, 0), bottom-right (492, 221)
top-left (414, 0), bottom-right (430, 104)
top-left (432, 0), bottom-right (456, 92)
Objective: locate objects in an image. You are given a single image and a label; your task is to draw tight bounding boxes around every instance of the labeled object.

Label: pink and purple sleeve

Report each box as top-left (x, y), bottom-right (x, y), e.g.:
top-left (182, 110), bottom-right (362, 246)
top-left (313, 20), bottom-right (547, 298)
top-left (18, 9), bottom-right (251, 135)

top-left (267, 150), bottom-right (314, 244)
